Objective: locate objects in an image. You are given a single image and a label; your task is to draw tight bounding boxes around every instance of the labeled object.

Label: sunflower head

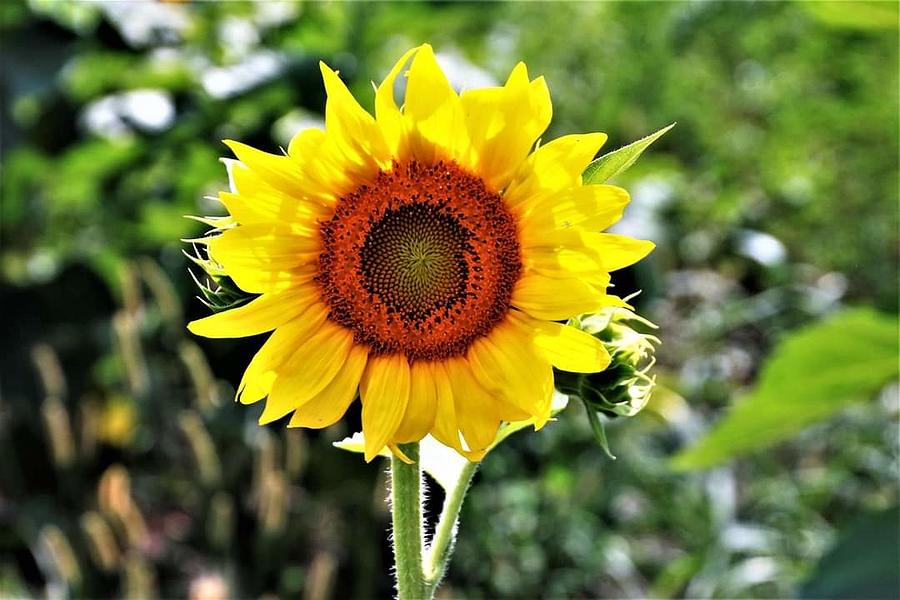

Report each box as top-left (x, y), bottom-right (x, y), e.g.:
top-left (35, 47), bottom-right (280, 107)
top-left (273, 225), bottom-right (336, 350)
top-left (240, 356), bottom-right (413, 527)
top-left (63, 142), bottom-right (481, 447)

top-left (187, 44), bottom-right (655, 462)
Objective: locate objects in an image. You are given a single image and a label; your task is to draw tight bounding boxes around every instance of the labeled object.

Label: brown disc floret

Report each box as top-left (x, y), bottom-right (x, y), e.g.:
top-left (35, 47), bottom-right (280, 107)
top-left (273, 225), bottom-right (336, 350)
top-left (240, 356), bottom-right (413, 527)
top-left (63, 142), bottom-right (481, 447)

top-left (317, 160), bottom-right (521, 360)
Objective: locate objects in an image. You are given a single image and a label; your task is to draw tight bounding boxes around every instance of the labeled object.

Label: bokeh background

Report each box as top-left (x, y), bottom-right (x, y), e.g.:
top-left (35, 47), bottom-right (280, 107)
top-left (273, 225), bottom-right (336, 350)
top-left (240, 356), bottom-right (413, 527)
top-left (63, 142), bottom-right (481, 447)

top-left (2, 1), bottom-right (898, 598)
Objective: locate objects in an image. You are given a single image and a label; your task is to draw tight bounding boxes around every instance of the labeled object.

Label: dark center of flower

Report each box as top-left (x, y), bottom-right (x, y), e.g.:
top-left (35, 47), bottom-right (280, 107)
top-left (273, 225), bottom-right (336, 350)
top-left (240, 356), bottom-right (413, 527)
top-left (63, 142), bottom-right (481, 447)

top-left (317, 160), bottom-right (521, 360)
top-left (360, 204), bottom-right (471, 320)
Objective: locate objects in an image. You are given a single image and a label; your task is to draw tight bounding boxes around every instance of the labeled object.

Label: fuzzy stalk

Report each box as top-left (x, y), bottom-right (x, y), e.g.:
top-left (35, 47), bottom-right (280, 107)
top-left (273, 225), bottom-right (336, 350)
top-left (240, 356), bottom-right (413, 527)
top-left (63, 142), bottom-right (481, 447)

top-left (424, 460), bottom-right (478, 595)
top-left (390, 443), bottom-right (425, 600)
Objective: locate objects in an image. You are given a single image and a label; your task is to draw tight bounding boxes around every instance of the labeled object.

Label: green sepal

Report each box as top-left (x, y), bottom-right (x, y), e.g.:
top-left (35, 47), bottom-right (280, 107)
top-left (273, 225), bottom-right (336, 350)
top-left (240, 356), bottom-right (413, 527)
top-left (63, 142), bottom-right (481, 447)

top-left (582, 398), bottom-right (616, 460)
top-left (555, 306), bottom-right (660, 458)
top-left (189, 270), bottom-right (254, 313)
top-left (583, 123), bottom-right (675, 184)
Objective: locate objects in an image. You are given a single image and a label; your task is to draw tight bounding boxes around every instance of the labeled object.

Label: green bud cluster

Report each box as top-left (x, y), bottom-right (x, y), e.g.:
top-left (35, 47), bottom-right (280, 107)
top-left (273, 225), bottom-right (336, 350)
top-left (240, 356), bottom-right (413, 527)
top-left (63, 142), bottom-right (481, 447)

top-left (555, 305), bottom-right (659, 459)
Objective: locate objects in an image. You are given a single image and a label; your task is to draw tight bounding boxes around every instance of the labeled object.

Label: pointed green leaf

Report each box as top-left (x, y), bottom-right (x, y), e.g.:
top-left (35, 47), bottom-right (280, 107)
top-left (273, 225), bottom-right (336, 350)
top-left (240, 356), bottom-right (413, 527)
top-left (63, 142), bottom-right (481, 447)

top-left (583, 123), bottom-right (675, 184)
top-left (582, 398), bottom-right (616, 460)
top-left (671, 308), bottom-right (899, 471)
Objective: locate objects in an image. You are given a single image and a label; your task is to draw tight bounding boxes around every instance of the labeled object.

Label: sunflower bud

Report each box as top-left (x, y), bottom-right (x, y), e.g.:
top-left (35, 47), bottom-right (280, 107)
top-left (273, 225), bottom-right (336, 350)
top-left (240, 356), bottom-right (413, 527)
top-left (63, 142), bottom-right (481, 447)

top-left (555, 306), bottom-right (659, 458)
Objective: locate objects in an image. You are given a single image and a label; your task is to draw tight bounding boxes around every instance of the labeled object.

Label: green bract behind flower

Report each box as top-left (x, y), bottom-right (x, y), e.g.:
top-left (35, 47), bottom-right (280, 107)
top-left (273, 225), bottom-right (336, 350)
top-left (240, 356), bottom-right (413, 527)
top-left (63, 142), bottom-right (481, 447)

top-left (555, 306), bottom-right (660, 458)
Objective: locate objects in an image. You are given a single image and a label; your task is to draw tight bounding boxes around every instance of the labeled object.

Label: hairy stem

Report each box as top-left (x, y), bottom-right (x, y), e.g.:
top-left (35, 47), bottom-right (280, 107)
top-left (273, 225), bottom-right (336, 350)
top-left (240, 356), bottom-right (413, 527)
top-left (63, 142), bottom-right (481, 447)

top-left (424, 460), bottom-right (478, 595)
top-left (391, 443), bottom-right (425, 600)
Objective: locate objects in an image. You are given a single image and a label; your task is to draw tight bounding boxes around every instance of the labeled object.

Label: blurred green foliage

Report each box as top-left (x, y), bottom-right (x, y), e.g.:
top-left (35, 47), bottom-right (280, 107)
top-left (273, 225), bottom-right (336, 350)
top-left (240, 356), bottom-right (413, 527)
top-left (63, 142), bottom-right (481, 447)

top-left (1, 1), bottom-right (897, 598)
top-left (673, 308), bottom-right (900, 470)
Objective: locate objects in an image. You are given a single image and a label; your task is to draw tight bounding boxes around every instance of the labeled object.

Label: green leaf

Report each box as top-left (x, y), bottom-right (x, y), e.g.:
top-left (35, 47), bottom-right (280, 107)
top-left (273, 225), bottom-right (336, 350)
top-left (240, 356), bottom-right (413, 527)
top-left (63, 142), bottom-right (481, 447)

top-left (582, 123), bottom-right (675, 184)
top-left (671, 308), bottom-right (899, 471)
top-left (800, 505), bottom-right (900, 599)
top-left (803, 1), bottom-right (899, 31)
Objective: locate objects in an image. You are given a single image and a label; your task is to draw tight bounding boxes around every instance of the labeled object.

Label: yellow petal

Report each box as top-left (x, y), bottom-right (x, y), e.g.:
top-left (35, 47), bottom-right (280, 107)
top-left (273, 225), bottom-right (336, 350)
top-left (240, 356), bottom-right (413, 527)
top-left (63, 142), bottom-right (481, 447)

top-left (429, 361), bottom-right (466, 455)
top-left (505, 133), bottom-right (608, 208)
top-left (516, 312), bottom-right (611, 373)
top-left (319, 62), bottom-right (392, 170)
top-left (287, 131), bottom-right (359, 202)
top-left (223, 140), bottom-right (307, 199)
top-left (522, 246), bottom-right (604, 280)
top-left (388, 443), bottom-right (414, 464)
top-left (579, 233), bottom-right (656, 272)
top-left (219, 190), bottom-right (325, 229)
top-left (359, 354), bottom-right (410, 462)
top-left (260, 320), bottom-right (354, 424)
top-left (402, 44), bottom-right (463, 164)
top-left (460, 62), bottom-right (552, 191)
top-left (231, 133), bottom-right (348, 207)
top-left (287, 127), bottom-right (327, 162)
top-left (375, 46), bottom-right (420, 156)
top-left (392, 361), bottom-right (439, 444)
top-left (288, 343), bottom-right (368, 429)
top-left (404, 44), bottom-right (456, 126)
top-left (445, 358), bottom-right (503, 454)
top-left (520, 184), bottom-right (629, 235)
top-left (236, 312), bottom-right (327, 405)
top-left (512, 272), bottom-right (607, 321)
top-left (220, 160), bottom-right (328, 226)
top-left (467, 321), bottom-right (550, 421)
top-left (205, 225), bottom-right (319, 293)
top-left (187, 286), bottom-right (316, 339)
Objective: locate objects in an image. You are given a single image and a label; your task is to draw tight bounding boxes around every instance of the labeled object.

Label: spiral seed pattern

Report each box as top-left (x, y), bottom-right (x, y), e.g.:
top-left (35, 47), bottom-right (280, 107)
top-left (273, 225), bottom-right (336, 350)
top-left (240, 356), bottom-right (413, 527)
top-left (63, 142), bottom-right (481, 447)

top-left (317, 160), bottom-right (521, 360)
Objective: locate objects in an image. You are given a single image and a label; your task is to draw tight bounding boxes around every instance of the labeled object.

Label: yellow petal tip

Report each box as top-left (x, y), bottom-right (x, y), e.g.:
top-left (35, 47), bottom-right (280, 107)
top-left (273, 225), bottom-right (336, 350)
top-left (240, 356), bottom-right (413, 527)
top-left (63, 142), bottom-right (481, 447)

top-left (186, 319), bottom-right (205, 337)
top-left (389, 443), bottom-right (414, 464)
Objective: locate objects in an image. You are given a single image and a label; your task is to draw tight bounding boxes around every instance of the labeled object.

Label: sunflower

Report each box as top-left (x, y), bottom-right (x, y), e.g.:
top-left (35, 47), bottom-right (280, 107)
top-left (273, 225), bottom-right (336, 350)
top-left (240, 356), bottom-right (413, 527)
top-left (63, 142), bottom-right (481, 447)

top-left (188, 44), bottom-right (654, 462)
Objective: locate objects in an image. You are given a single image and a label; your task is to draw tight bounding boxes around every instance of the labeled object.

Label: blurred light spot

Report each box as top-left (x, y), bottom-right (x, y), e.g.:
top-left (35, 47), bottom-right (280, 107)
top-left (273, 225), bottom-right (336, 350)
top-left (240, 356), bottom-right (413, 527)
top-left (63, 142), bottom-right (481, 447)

top-left (26, 250), bottom-right (59, 282)
top-left (735, 229), bottom-right (787, 266)
top-left (721, 524), bottom-right (776, 552)
top-left (202, 51), bottom-right (285, 99)
top-left (666, 269), bottom-right (736, 301)
top-left (781, 174), bottom-right (813, 205)
top-left (272, 109), bottom-right (324, 148)
top-left (680, 230), bottom-right (717, 263)
top-left (219, 16), bottom-right (259, 60)
top-left (189, 573), bottom-right (229, 600)
top-left (82, 96), bottom-right (129, 139)
top-left (612, 176), bottom-right (673, 242)
top-left (435, 49), bottom-right (498, 91)
top-left (99, 0), bottom-right (190, 48)
top-left (486, 26), bottom-right (518, 71)
top-left (122, 90), bottom-right (175, 131)
top-left (611, 489), bottom-right (648, 522)
top-left (729, 557), bottom-right (779, 587)
top-left (706, 467), bottom-right (737, 523)
top-left (804, 271), bottom-right (848, 314)
top-left (82, 90), bottom-right (174, 139)
top-left (254, 1), bottom-right (300, 28)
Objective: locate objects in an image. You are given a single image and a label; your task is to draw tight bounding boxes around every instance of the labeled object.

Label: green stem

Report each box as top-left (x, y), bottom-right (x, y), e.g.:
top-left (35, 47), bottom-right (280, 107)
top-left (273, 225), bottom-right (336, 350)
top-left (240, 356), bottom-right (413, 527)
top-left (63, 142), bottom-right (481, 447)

top-left (391, 443), bottom-right (425, 600)
top-left (424, 460), bottom-right (478, 595)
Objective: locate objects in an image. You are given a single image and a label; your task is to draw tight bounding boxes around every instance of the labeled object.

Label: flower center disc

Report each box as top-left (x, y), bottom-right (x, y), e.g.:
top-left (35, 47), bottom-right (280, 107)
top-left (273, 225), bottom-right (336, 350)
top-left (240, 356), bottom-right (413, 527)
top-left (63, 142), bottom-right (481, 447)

top-left (317, 161), bottom-right (521, 360)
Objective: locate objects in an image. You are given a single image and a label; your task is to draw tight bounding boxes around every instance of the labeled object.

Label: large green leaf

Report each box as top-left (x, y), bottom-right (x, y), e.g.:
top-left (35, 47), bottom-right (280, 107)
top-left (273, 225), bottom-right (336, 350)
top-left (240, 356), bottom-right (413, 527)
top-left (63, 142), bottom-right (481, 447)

top-left (803, 1), bottom-right (899, 31)
top-left (800, 505), bottom-right (900, 599)
top-left (672, 308), bottom-right (899, 470)
top-left (582, 123), bottom-right (675, 184)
